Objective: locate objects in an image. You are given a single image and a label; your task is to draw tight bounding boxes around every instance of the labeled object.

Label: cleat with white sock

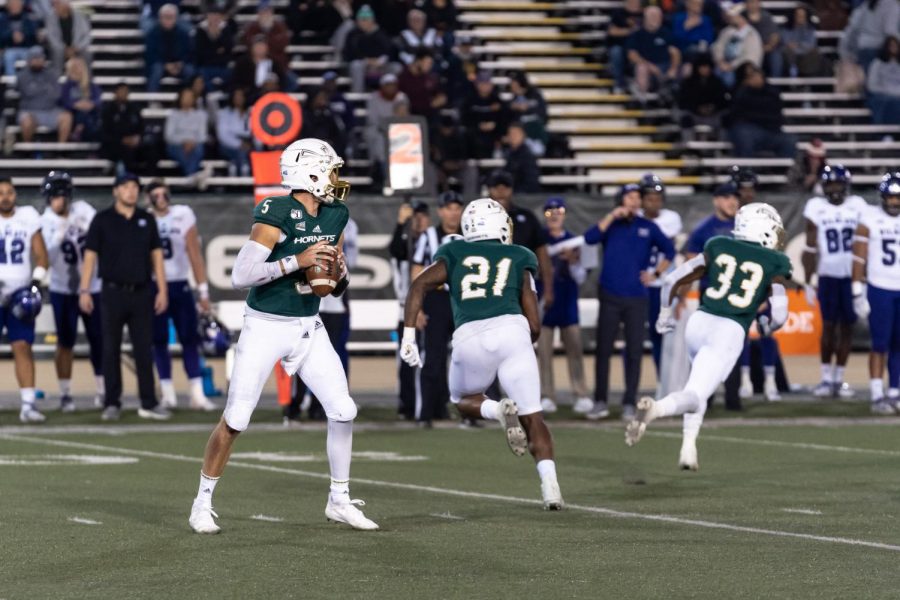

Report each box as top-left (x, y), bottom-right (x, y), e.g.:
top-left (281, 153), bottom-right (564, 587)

top-left (189, 502), bottom-right (221, 534)
top-left (812, 381), bottom-right (833, 397)
top-left (541, 479), bottom-right (564, 510)
top-left (160, 385), bottom-right (177, 409)
top-left (871, 400), bottom-right (897, 416)
top-left (325, 497), bottom-right (379, 530)
top-left (835, 382), bottom-right (855, 399)
top-left (497, 398), bottom-right (527, 457)
top-left (540, 397), bottom-right (558, 414)
top-left (625, 396), bottom-right (656, 447)
top-left (60, 395), bottom-right (75, 413)
top-left (190, 391), bottom-right (218, 412)
top-left (738, 381), bottom-right (753, 399)
top-left (764, 383), bottom-right (781, 402)
top-left (138, 406), bottom-right (172, 420)
top-left (678, 440), bottom-right (699, 471)
top-left (20, 404), bottom-right (46, 423)
top-left (572, 397), bottom-right (593, 414)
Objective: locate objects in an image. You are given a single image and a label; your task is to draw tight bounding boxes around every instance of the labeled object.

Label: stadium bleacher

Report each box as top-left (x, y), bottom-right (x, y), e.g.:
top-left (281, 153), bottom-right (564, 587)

top-left (0, 0), bottom-right (896, 194)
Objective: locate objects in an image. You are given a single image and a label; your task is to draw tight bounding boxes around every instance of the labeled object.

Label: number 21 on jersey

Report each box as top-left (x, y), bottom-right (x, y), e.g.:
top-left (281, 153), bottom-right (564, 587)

top-left (460, 256), bottom-right (512, 299)
top-left (705, 253), bottom-right (764, 308)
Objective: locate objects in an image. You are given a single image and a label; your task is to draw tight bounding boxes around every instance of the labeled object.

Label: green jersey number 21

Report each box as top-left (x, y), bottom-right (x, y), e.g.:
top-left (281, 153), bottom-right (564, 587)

top-left (460, 256), bottom-right (512, 300)
top-left (705, 253), bottom-right (764, 308)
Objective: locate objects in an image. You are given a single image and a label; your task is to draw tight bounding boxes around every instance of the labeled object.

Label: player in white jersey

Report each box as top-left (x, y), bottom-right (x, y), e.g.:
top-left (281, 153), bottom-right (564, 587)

top-left (145, 180), bottom-right (215, 410)
top-left (801, 165), bottom-right (868, 398)
top-left (851, 173), bottom-right (900, 414)
top-left (0, 177), bottom-right (50, 422)
top-left (40, 171), bottom-right (104, 413)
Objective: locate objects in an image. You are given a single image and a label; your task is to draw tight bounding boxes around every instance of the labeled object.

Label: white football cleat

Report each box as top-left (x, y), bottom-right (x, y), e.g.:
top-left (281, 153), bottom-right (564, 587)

top-left (19, 404), bottom-right (46, 423)
top-left (738, 380), bottom-right (753, 399)
top-left (497, 398), bottom-right (527, 457)
top-left (625, 396), bottom-right (657, 447)
top-left (325, 497), bottom-right (379, 530)
top-left (189, 502), bottom-right (221, 534)
top-left (190, 390), bottom-right (218, 412)
top-left (541, 479), bottom-right (564, 511)
top-left (572, 397), bottom-right (593, 414)
top-left (540, 397), bottom-right (558, 414)
top-left (812, 381), bottom-right (833, 397)
top-left (764, 382), bottom-right (781, 402)
top-left (93, 393), bottom-right (104, 408)
top-left (160, 386), bottom-right (178, 409)
top-left (835, 382), bottom-right (855, 399)
top-left (678, 440), bottom-right (699, 471)
top-left (871, 400), bottom-right (897, 416)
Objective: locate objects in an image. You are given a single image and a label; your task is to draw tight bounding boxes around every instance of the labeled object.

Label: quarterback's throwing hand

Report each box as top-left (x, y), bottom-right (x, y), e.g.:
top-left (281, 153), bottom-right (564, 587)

top-left (399, 327), bottom-right (421, 367)
top-left (656, 305), bottom-right (676, 334)
top-left (296, 241), bottom-right (336, 269)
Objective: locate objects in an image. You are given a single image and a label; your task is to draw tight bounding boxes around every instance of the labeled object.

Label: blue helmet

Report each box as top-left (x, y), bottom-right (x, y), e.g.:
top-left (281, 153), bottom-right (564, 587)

top-left (730, 166), bottom-right (758, 189)
top-left (821, 164), bottom-right (851, 203)
top-left (638, 173), bottom-right (665, 197)
top-left (41, 170), bottom-right (73, 202)
top-left (199, 314), bottom-right (231, 357)
top-left (7, 285), bottom-right (43, 322)
top-left (879, 172), bottom-right (900, 216)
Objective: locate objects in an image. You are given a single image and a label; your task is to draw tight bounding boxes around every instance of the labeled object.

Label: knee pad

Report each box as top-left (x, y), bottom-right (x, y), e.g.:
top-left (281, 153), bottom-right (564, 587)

top-left (326, 396), bottom-right (357, 422)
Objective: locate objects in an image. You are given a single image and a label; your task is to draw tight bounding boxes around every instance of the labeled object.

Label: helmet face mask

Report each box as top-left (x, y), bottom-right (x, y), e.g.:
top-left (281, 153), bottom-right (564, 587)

top-left (461, 198), bottom-right (513, 244)
top-left (821, 164), bottom-right (851, 204)
top-left (733, 202), bottom-right (785, 250)
top-left (880, 172), bottom-right (900, 216)
top-left (42, 170), bottom-right (73, 214)
top-left (280, 138), bottom-right (350, 204)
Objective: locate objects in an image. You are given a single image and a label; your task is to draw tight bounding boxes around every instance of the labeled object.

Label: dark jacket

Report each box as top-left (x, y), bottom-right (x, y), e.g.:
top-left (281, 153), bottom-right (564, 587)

top-left (505, 143), bottom-right (541, 194)
top-left (195, 18), bottom-right (237, 68)
top-left (397, 68), bottom-right (442, 117)
top-left (232, 54), bottom-right (288, 99)
top-left (0, 10), bottom-right (38, 48)
top-left (240, 20), bottom-right (291, 71)
top-left (678, 73), bottom-right (730, 115)
top-left (300, 105), bottom-right (347, 156)
top-left (101, 100), bottom-right (144, 147)
top-left (145, 23), bottom-right (194, 65)
top-left (288, 0), bottom-right (345, 42)
top-left (342, 26), bottom-right (393, 62)
top-left (727, 84), bottom-right (786, 131)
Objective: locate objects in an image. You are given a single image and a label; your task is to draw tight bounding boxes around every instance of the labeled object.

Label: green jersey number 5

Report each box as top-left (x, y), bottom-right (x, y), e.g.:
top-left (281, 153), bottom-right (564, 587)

top-left (460, 256), bottom-right (512, 300)
top-left (705, 253), bottom-right (764, 308)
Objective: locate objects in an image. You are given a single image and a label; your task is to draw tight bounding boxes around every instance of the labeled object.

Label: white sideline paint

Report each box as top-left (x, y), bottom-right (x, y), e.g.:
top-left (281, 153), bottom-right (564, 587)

top-left (68, 517), bottom-right (102, 525)
top-left (782, 508), bottom-right (824, 516)
top-left (430, 512), bottom-right (465, 521)
top-left (232, 451), bottom-right (428, 463)
top-left (250, 514), bottom-right (284, 523)
top-left (0, 454), bottom-right (139, 466)
top-left (4, 433), bottom-right (900, 553)
top-left (645, 430), bottom-right (900, 458)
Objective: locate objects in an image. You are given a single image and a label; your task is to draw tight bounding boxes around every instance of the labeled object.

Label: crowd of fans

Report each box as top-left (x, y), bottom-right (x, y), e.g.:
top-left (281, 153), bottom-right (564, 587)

top-left (0, 0), bottom-right (897, 185)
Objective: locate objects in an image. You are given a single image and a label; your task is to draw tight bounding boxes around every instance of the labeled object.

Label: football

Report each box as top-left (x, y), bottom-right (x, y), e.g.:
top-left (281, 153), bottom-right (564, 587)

top-left (308, 254), bottom-right (340, 297)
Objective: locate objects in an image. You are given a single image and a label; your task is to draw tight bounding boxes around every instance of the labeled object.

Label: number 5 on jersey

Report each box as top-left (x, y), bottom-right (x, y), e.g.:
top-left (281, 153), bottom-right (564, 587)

top-left (460, 256), bottom-right (512, 300)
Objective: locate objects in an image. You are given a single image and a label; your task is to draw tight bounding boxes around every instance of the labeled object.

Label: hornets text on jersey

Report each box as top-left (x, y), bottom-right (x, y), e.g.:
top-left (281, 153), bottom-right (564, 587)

top-left (246, 195), bottom-right (349, 317)
top-left (434, 239), bottom-right (538, 328)
top-left (700, 236), bottom-right (793, 333)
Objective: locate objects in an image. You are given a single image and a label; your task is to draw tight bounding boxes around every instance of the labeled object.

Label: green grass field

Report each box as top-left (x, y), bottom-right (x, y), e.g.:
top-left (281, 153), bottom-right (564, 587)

top-left (1, 406), bottom-right (899, 599)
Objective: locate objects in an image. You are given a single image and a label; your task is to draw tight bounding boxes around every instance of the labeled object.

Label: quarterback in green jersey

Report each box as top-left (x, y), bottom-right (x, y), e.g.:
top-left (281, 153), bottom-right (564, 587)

top-left (401, 198), bottom-right (564, 510)
top-left (188, 138), bottom-right (378, 534)
top-left (626, 203), bottom-right (793, 470)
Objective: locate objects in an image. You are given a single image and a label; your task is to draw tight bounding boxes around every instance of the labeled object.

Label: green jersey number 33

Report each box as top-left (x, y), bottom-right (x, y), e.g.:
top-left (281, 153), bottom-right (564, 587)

top-left (705, 253), bottom-right (764, 308)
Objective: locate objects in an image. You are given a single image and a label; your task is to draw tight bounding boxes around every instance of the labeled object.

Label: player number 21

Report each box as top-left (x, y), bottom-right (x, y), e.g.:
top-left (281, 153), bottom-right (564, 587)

top-left (460, 256), bottom-right (512, 300)
top-left (705, 253), bottom-right (764, 309)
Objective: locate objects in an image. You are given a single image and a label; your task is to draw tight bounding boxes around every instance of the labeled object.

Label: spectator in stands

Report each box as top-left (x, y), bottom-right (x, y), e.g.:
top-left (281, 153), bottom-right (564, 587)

top-left (232, 36), bottom-right (289, 101)
top-left (442, 33), bottom-right (477, 103)
top-left (140, 0), bottom-right (182, 34)
top-left (59, 56), bottom-right (101, 141)
top-left (626, 6), bottom-right (681, 96)
top-left (288, 0), bottom-right (352, 44)
top-left (321, 70), bottom-right (354, 133)
top-left (431, 114), bottom-right (467, 190)
top-left (145, 4), bottom-right (195, 93)
top-left (397, 49), bottom-right (446, 119)
top-left (670, 0), bottom-right (716, 68)
top-left (364, 73), bottom-right (409, 185)
top-left (301, 87), bottom-right (348, 156)
top-left (17, 46), bottom-right (72, 143)
top-left (216, 87), bottom-right (251, 176)
top-left (866, 36), bottom-right (900, 132)
top-left (677, 53), bottom-right (729, 139)
top-left (424, 0), bottom-right (458, 40)
top-left (607, 0), bottom-right (644, 93)
top-left (840, 0), bottom-right (900, 73)
top-left (745, 0), bottom-right (783, 77)
top-left (781, 4), bottom-right (827, 77)
top-left (101, 82), bottom-right (145, 175)
top-left (726, 63), bottom-right (797, 158)
top-left (464, 71), bottom-right (508, 159)
top-left (195, 2), bottom-right (237, 91)
top-left (240, 0), bottom-right (291, 74)
top-left (44, 0), bottom-right (91, 75)
top-left (0, 0), bottom-right (39, 76)
top-left (712, 5), bottom-right (763, 88)
top-left (397, 9), bottom-right (442, 65)
top-left (344, 4), bottom-right (394, 93)
top-left (508, 70), bottom-right (548, 156)
top-left (165, 87), bottom-right (208, 177)
top-left (504, 122), bottom-right (541, 194)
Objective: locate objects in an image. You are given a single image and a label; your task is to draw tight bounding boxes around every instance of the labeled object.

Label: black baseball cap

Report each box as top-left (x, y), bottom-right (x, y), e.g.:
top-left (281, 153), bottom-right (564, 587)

top-left (438, 190), bottom-right (463, 207)
top-left (713, 182), bottom-right (738, 197)
top-left (487, 169), bottom-right (513, 188)
top-left (412, 200), bottom-right (429, 214)
top-left (113, 172), bottom-right (141, 188)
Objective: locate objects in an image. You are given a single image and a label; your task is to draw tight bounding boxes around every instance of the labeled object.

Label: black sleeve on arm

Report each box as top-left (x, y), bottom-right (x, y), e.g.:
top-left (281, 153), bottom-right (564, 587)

top-left (84, 214), bottom-right (101, 253)
top-left (147, 213), bottom-right (161, 250)
top-left (389, 223), bottom-right (409, 260)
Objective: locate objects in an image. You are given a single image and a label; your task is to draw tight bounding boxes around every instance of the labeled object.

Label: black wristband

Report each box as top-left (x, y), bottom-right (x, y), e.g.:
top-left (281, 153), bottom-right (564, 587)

top-left (332, 276), bottom-right (350, 297)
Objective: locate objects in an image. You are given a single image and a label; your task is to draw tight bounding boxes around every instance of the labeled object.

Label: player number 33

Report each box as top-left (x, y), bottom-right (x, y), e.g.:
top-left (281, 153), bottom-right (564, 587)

top-left (705, 253), bottom-right (764, 309)
top-left (460, 256), bottom-right (512, 300)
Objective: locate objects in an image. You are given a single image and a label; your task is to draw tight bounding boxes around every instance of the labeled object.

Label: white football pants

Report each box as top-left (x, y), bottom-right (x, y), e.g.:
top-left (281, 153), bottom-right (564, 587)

top-left (223, 308), bottom-right (357, 431)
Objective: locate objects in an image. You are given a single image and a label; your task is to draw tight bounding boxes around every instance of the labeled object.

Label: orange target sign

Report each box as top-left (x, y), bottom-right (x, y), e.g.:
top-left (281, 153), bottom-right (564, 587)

top-left (250, 92), bottom-right (302, 147)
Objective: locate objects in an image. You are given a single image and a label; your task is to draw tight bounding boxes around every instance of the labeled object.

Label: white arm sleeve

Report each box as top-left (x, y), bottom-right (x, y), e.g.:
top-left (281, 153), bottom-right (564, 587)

top-left (660, 253), bottom-right (706, 307)
top-left (231, 240), bottom-right (300, 290)
top-left (769, 284), bottom-right (788, 330)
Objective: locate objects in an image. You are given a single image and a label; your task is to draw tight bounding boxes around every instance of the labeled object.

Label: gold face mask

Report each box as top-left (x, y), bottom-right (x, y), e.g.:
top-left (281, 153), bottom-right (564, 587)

top-left (325, 165), bottom-right (350, 203)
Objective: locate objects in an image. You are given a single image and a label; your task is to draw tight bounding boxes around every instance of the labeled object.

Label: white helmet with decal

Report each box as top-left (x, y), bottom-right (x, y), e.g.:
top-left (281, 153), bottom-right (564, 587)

top-left (461, 198), bottom-right (513, 244)
top-left (279, 138), bottom-right (349, 203)
top-left (733, 202), bottom-right (785, 250)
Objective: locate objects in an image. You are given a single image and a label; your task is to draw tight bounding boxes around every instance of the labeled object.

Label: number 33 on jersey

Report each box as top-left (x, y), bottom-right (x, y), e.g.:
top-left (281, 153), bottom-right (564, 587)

top-left (434, 239), bottom-right (538, 328)
top-left (700, 236), bottom-right (792, 332)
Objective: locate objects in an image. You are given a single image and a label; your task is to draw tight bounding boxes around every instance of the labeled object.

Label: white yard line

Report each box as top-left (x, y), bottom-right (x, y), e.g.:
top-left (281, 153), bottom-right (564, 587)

top-left (643, 430), bottom-right (900, 457)
top-left (68, 517), bottom-right (102, 525)
top-left (782, 508), bottom-right (824, 516)
top-left (250, 514), bottom-right (284, 523)
top-left (430, 512), bottom-right (465, 521)
top-left (4, 433), bottom-right (900, 553)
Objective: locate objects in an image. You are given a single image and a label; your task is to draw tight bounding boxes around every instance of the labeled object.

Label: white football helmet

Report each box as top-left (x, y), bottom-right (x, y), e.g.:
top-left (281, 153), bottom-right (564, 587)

top-left (461, 198), bottom-right (513, 244)
top-left (279, 138), bottom-right (349, 203)
top-left (733, 202), bottom-right (785, 250)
